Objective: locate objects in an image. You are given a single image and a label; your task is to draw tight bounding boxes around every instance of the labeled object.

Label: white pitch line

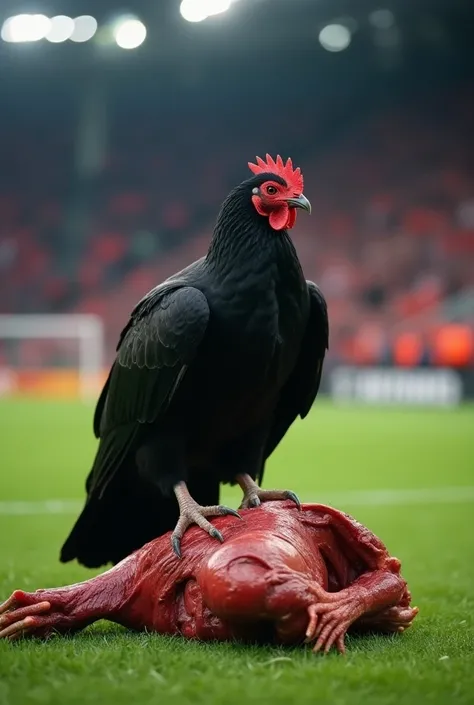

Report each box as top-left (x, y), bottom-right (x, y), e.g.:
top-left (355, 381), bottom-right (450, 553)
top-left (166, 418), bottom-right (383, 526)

top-left (0, 499), bottom-right (82, 516)
top-left (0, 486), bottom-right (474, 516)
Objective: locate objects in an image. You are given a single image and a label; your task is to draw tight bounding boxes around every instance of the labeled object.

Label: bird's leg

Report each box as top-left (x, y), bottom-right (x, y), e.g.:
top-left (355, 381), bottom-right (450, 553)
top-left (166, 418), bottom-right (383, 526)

top-left (236, 473), bottom-right (301, 510)
top-left (171, 482), bottom-right (241, 559)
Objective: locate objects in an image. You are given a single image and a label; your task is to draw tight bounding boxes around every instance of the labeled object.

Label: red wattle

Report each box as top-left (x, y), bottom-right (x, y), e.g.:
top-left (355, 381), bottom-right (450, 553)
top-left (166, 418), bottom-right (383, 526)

top-left (269, 205), bottom-right (291, 231)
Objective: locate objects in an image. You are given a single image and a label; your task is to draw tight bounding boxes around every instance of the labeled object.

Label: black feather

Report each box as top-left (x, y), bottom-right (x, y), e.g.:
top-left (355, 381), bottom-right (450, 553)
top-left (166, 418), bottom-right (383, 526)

top-left (61, 170), bottom-right (328, 568)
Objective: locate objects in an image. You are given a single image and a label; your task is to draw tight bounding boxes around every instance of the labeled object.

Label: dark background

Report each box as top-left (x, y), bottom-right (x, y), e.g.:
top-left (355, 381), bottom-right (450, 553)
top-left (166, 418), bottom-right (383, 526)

top-left (1, 0), bottom-right (473, 381)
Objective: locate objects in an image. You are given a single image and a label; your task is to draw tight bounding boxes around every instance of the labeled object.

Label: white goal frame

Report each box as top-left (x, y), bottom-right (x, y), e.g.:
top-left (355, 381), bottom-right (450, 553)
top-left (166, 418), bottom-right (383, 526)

top-left (0, 314), bottom-right (105, 401)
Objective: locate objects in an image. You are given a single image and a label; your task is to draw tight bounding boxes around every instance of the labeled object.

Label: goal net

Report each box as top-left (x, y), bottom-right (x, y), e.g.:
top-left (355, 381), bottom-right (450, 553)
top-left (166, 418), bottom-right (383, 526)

top-left (0, 314), bottom-right (105, 401)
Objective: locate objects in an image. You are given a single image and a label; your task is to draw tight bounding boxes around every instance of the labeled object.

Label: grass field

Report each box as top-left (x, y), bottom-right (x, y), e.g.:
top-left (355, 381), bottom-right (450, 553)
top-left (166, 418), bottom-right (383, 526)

top-left (0, 398), bottom-right (473, 705)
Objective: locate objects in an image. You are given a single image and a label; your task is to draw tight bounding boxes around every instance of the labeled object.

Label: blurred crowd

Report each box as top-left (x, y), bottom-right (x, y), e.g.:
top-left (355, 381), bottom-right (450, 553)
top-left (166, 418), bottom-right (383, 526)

top-left (0, 85), bottom-right (473, 369)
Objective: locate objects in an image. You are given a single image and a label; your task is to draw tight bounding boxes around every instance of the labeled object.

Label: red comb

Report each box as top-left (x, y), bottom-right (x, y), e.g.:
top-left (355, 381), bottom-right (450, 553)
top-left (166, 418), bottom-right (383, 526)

top-left (248, 154), bottom-right (304, 193)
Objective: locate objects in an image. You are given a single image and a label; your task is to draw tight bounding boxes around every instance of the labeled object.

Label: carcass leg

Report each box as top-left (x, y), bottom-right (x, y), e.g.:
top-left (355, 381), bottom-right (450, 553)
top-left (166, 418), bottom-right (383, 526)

top-left (0, 554), bottom-right (141, 641)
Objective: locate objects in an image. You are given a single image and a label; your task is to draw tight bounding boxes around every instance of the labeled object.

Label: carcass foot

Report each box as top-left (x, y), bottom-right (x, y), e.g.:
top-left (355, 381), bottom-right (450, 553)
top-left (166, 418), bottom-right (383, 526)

top-left (304, 588), bottom-right (366, 654)
top-left (236, 473), bottom-right (301, 510)
top-left (172, 482), bottom-right (241, 559)
top-left (304, 581), bottom-right (418, 654)
top-left (354, 603), bottom-right (419, 635)
top-left (0, 592), bottom-right (53, 640)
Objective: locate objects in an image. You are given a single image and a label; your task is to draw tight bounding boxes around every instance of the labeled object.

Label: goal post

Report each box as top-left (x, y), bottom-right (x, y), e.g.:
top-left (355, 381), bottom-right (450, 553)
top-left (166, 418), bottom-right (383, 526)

top-left (0, 314), bottom-right (106, 401)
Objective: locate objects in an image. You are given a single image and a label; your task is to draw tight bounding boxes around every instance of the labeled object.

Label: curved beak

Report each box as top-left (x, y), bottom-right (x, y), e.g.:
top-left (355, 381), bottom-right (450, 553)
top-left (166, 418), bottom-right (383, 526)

top-left (285, 193), bottom-right (311, 214)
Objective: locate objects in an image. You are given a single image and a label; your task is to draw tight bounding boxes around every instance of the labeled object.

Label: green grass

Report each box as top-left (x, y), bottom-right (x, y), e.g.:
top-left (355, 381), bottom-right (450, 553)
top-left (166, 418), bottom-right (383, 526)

top-left (0, 398), bottom-right (473, 705)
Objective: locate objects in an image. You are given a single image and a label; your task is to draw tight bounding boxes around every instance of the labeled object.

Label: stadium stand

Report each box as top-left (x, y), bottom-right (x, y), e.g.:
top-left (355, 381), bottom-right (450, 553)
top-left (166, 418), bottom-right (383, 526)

top-left (0, 85), bottom-right (473, 368)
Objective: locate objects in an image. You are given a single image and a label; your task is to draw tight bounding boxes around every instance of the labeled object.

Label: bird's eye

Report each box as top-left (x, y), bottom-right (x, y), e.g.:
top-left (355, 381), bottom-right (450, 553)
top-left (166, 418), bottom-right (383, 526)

top-left (266, 185), bottom-right (278, 195)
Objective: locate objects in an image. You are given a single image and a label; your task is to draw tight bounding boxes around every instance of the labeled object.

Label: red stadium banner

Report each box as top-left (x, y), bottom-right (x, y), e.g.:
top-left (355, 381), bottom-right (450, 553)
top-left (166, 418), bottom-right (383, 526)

top-left (0, 368), bottom-right (107, 399)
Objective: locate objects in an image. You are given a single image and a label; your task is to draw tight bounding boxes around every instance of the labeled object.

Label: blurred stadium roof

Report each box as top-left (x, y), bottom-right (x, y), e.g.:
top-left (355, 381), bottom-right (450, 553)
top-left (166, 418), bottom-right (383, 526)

top-left (1, 0), bottom-right (473, 67)
top-left (0, 0), bottom-right (472, 130)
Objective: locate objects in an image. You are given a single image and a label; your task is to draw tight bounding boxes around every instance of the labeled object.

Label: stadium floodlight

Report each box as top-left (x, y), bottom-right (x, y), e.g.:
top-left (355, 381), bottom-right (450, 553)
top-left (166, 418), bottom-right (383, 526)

top-left (180, 0), bottom-right (232, 23)
top-left (45, 15), bottom-right (75, 43)
top-left (113, 17), bottom-right (147, 49)
top-left (368, 9), bottom-right (395, 30)
top-left (1, 14), bottom-right (51, 43)
top-left (180, 0), bottom-right (208, 23)
top-left (204, 0), bottom-right (232, 17)
top-left (318, 24), bottom-right (352, 52)
top-left (70, 15), bottom-right (98, 43)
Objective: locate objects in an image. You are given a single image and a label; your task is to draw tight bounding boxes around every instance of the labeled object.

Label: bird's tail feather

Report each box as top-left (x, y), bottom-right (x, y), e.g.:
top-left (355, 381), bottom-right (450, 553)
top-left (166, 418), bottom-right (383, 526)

top-left (60, 425), bottom-right (158, 568)
top-left (60, 427), bottom-right (223, 569)
top-left (59, 482), bottom-right (169, 568)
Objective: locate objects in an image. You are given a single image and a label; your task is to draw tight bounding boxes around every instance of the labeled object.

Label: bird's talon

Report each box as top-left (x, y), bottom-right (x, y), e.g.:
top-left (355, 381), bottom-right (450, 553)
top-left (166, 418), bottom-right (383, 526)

top-left (210, 528), bottom-right (224, 542)
top-left (219, 506), bottom-right (242, 519)
top-left (285, 491), bottom-right (301, 510)
top-left (171, 536), bottom-right (182, 559)
top-left (237, 477), bottom-right (301, 511)
top-left (172, 485), bottom-right (238, 557)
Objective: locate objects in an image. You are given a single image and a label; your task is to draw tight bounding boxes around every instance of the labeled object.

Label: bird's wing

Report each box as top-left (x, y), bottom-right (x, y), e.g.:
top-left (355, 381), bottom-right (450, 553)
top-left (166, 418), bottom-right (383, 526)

top-left (260, 281), bottom-right (329, 478)
top-left (93, 278), bottom-right (188, 438)
top-left (87, 284), bottom-right (210, 496)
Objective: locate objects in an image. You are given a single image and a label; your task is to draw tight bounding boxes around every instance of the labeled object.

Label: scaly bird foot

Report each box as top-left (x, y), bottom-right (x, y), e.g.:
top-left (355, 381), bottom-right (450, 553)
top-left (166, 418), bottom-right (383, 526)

top-left (171, 483), bottom-right (241, 559)
top-left (236, 473), bottom-right (301, 511)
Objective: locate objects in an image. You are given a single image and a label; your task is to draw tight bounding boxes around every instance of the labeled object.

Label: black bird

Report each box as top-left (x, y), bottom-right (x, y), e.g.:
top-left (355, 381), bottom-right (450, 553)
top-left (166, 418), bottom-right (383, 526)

top-left (60, 154), bottom-right (329, 567)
